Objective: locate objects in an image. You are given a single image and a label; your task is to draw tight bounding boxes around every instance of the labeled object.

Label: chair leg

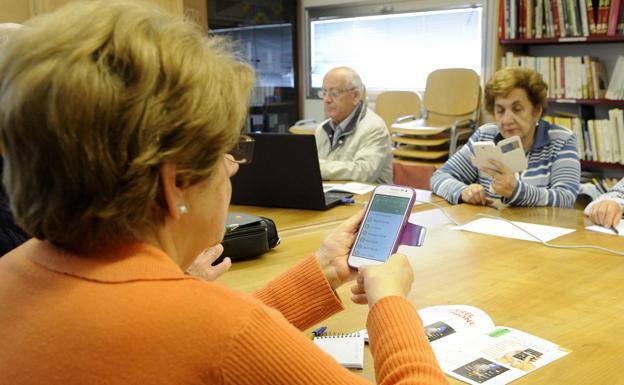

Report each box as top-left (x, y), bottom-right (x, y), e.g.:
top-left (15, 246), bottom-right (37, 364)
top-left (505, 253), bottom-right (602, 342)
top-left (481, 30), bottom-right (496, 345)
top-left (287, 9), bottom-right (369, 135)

top-left (449, 124), bottom-right (457, 156)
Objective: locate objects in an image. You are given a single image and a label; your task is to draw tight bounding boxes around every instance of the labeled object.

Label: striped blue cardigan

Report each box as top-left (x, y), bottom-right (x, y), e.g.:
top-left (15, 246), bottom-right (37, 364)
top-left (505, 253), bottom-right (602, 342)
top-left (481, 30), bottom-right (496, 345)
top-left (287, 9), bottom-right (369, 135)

top-left (431, 120), bottom-right (581, 208)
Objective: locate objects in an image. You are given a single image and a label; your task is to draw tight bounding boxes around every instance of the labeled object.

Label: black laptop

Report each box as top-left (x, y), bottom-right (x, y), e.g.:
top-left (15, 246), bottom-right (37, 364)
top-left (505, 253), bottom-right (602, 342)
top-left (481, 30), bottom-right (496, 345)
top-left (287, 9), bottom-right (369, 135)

top-left (230, 133), bottom-right (352, 210)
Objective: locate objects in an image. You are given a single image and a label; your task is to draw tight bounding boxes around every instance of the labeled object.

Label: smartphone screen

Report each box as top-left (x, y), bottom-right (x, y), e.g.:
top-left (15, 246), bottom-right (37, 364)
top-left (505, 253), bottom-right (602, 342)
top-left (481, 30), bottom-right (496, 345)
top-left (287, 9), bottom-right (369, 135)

top-left (351, 193), bottom-right (412, 262)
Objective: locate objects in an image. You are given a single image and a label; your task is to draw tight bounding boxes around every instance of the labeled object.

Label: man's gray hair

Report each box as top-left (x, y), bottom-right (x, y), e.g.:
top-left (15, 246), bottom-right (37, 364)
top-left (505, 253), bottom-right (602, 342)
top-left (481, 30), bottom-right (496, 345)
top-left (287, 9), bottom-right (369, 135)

top-left (342, 68), bottom-right (366, 101)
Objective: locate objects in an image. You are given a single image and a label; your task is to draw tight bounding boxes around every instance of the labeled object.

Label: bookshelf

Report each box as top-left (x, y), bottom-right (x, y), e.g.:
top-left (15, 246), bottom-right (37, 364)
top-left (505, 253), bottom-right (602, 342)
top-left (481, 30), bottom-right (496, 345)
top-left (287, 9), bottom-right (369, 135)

top-left (547, 98), bottom-right (624, 106)
top-left (500, 35), bottom-right (624, 44)
top-left (498, 0), bottom-right (624, 177)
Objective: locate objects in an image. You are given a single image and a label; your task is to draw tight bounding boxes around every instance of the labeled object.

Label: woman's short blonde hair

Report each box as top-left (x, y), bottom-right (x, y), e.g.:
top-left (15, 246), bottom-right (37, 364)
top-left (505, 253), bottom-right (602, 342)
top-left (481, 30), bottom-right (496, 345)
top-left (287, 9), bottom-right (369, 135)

top-left (0, 23), bottom-right (21, 47)
top-left (0, 0), bottom-right (254, 250)
top-left (484, 67), bottom-right (548, 115)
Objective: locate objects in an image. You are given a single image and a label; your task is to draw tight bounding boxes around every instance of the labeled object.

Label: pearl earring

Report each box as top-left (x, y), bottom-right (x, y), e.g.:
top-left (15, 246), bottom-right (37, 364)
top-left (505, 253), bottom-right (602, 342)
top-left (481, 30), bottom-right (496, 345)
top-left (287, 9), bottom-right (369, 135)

top-left (178, 204), bottom-right (188, 215)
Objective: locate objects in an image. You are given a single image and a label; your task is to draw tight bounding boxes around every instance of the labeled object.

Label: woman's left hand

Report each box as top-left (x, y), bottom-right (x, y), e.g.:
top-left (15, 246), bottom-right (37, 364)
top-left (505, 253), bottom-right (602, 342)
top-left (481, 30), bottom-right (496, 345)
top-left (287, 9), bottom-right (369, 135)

top-left (315, 209), bottom-right (364, 290)
top-left (480, 159), bottom-right (517, 198)
top-left (186, 244), bottom-right (232, 281)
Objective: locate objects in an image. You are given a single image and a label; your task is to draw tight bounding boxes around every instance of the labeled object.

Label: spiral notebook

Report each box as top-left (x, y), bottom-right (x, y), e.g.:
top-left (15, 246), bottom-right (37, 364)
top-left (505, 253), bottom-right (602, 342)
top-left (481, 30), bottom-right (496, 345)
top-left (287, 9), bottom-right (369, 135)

top-left (313, 333), bottom-right (365, 369)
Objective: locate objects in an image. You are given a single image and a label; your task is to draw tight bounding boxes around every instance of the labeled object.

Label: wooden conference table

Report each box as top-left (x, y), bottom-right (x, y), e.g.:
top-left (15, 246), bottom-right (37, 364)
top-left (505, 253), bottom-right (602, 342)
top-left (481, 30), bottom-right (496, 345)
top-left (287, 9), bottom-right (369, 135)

top-left (222, 199), bottom-right (624, 384)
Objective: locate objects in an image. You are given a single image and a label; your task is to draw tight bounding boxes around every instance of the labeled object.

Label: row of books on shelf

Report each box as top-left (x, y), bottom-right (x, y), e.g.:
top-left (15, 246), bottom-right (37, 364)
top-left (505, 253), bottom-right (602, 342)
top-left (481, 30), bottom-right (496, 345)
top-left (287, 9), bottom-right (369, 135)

top-left (503, 53), bottom-right (624, 100)
top-left (499, 0), bottom-right (624, 40)
top-left (544, 109), bottom-right (624, 162)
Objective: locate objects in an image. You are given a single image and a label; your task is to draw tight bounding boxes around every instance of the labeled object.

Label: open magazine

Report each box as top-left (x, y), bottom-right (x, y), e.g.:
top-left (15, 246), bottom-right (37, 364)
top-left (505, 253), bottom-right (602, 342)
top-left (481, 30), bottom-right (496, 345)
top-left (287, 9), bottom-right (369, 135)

top-left (418, 305), bottom-right (570, 385)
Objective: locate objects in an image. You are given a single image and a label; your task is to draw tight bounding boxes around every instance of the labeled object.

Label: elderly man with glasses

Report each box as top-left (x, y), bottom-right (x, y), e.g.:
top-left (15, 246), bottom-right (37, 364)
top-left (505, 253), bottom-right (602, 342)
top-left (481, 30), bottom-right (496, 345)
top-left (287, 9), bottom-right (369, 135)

top-left (315, 67), bottom-right (393, 184)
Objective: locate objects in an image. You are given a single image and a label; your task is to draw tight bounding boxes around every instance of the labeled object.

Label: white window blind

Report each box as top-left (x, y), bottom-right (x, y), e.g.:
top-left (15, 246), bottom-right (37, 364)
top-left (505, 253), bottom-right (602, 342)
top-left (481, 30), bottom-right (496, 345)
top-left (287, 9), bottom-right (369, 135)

top-left (309, 6), bottom-right (482, 93)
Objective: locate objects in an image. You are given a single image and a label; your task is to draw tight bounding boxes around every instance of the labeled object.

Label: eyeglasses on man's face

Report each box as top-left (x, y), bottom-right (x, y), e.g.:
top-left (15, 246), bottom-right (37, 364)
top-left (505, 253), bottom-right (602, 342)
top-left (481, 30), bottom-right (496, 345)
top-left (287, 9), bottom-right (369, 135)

top-left (317, 88), bottom-right (355, 99)
top-left (227, 134), bottom-right (254, 165)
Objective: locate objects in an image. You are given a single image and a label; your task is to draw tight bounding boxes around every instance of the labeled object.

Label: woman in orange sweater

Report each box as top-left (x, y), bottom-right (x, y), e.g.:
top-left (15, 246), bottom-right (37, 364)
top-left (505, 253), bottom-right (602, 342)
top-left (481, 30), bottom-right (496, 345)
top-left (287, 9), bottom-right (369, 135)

top-left (0, 1), bottom-right (447, 384)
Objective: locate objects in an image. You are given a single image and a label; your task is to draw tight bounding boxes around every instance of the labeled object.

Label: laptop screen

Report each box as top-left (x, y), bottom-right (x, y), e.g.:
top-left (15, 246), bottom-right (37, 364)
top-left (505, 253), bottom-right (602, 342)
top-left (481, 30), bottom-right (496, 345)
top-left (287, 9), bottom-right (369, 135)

top-left (230, 133), bottom-right (329, 210)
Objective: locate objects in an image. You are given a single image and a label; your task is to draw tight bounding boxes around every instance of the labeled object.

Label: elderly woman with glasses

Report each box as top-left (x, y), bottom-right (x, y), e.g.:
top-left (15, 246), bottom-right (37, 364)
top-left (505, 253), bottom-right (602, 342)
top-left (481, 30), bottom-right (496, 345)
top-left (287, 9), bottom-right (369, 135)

top-left (0, 2), bottom-right (447, 384)
top-left (431, 67), bottom-right (580, 208)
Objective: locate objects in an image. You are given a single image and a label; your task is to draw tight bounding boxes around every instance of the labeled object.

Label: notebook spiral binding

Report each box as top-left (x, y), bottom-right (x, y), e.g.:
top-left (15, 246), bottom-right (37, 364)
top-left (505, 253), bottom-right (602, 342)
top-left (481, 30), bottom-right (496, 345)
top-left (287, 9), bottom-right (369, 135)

top-left (315, 332), bottom-right (361, 339)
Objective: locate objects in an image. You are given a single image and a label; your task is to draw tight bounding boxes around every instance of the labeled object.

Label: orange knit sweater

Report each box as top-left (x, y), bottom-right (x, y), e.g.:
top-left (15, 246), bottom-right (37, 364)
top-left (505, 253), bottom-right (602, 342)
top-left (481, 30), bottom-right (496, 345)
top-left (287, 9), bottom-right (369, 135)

top-left (0, 239), bottom-right (447, 385)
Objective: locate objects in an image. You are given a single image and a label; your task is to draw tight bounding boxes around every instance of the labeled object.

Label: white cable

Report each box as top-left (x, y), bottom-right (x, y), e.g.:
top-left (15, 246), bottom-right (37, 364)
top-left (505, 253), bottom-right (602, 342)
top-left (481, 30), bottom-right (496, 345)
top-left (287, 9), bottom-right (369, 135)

top-left (415, 200), bottom-right (461, 226)
top-left (414, 200), bottom-right (624, 257)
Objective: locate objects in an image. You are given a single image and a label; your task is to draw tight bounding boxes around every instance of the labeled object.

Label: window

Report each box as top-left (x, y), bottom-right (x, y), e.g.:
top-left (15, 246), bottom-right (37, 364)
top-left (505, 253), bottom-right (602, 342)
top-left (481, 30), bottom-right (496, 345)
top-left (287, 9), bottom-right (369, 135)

top-left (308, 4), bottom-right (482, 96)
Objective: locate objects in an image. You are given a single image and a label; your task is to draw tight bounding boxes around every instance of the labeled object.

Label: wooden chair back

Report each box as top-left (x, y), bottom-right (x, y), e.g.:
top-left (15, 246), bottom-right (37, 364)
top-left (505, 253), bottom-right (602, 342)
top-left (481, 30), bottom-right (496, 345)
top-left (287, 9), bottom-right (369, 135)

top-left (375, 91), bottom-right (421, 129)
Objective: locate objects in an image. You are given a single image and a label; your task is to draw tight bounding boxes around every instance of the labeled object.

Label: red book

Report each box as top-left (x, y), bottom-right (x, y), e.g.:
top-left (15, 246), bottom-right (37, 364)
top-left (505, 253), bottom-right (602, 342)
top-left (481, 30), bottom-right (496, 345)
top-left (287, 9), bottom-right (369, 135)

top-left (520, 0), bottom-right (526, 38)
top-left (498, 0), bottom-right (506, 38)
top-left (598, 0), bottom-right (612, 34)
top-left (587, 0), bottom-right (597, 34)
top-left (552, 0), bottom-right (562, 37)
top-left (607, 0), bottom-right (621, 34)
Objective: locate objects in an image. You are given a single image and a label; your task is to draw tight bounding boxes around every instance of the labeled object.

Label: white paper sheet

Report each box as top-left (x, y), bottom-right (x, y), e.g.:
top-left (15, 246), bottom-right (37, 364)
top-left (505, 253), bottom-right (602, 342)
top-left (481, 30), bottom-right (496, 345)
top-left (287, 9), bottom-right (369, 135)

top-left (409, 208), bottom-right (454, 228)
top-left (413, 189), bottom-right (432, 205)
top-left (452, 217), bottom-right (575, 243)
top-left (586, 222), bottom-right (624, 236)
top-left (323, 182), bottom-right (375, 195)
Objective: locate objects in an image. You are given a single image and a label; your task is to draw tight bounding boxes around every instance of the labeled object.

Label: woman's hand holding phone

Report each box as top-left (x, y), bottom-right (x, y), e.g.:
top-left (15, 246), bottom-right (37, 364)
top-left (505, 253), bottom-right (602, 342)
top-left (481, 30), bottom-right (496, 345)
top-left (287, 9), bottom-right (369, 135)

top-left (314, 209), bottom-right (365, 290)
top-left (350, 253), bottom-right (414, 307)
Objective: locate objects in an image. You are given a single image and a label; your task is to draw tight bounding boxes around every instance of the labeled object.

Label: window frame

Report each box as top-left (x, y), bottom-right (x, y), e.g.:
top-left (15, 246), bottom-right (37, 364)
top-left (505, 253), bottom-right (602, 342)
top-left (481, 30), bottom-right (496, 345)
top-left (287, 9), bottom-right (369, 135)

top-left (303, 0), bottom-right (489, 100)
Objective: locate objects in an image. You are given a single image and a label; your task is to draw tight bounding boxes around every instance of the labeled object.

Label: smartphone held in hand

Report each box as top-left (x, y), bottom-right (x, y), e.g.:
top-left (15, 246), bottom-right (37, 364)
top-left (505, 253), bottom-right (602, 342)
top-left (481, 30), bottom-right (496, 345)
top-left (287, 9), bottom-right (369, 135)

top-left (470, 135), bottom-right (528, 173)
top-left (347, 185), bottom-right (415, 268)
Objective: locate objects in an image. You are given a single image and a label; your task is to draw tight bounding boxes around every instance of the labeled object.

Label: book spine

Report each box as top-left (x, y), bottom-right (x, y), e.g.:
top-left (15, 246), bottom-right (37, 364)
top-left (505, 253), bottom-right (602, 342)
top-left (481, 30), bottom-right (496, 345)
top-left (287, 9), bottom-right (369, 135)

top-left (575, 0), bottom-right (584, 35)
top-left (528, 0), bottom-right (534, 37)
top-left (599, 0), bottom-right (611, 34)
top-left (518, 0), bottom-right (526, 39)
top-left (499, 0), bottom-right (506, 38)
top-left (618, 0), bottom-right (624, 33)
top-left (536, 0), bottom-right (544, 37)
top-left (583, 119), bottom-right (593, 160)
top-left (607, 0), bottom-right (621, 34)
top-left (582, 56), bottom-right (589, 98)
top-left (505, 0), bottom-right (511, 38)
top-left (567, 0), bottom-right (578, 35)
top-left (546, 0), bottom-right (555, 36)
top-left (579, 0), bottom-right (591, 35)
top-left (586, 56), bottom-right (595, 99)
top-left (588, 0), bottom-right (597, 34)
top-left (511, 0), bottom-right (517, 38)
top-left (616, 109), bottom-right (624, 163)
top-left (559, 56), bottom-right (566, 98)
top-left (561, 0), bottom-right (570, 35)
top-left (555, 0), bottom-right (564, 36)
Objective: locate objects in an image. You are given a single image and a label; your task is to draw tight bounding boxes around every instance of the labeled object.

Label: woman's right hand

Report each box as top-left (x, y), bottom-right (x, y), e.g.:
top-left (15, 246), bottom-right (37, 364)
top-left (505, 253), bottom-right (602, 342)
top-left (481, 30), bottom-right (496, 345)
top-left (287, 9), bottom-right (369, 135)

top-left (350, 253), bottom-right (414, 308)
top-left (461, 183), bottom-right (492, 206)
top-left (588, 199), bottom-right (622, 228)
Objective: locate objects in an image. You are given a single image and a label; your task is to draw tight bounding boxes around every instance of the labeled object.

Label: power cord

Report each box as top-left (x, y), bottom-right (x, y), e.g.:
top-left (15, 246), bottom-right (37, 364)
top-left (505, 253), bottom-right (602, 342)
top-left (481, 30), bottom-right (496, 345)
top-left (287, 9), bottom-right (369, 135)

top-left (414, 200), bottom-right (624, 257)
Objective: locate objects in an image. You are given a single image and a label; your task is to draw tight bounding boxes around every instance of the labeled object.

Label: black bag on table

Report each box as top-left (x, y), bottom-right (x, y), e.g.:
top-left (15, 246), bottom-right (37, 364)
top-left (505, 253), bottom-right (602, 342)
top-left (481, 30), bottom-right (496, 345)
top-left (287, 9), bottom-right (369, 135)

top-left (219, 212), bottom-right (280, 263)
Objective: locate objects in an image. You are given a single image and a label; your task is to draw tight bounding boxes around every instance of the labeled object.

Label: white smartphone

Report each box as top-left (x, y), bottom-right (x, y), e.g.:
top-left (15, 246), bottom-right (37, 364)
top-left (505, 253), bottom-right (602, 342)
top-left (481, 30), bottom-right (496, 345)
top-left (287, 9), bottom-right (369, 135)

top-left (470, 135), bottom-right (527, 173)
top-left (347, 185), bottom-right (415, 268)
